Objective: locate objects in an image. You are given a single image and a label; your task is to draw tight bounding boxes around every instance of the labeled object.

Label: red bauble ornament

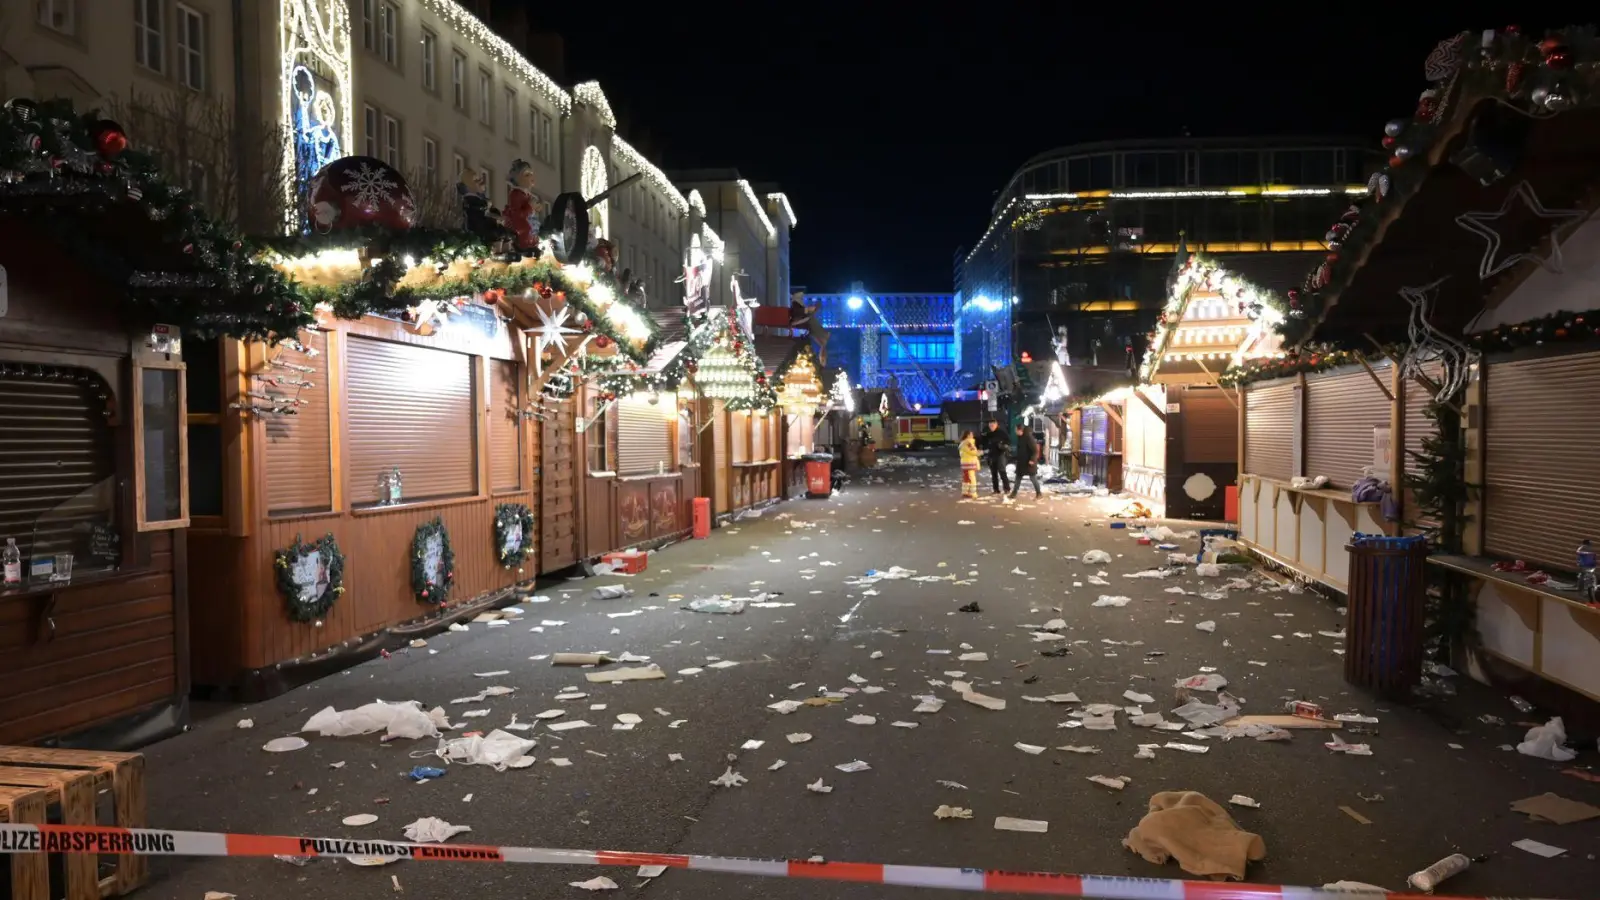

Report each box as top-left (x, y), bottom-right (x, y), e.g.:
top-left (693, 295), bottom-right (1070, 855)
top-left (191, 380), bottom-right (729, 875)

top-left (92, 119), bottom-right (128, 159)
top-left (594, 334), bottom-right (613, 349)
top-left (1507, 62), bottom-right (1529, 93)
top-left (306, 155), bottom-right (416, 233)
top-left (1545, 51), bottom-right (1572, 70)
top-left (1539, 38), bottom-right (1568, 57)
top-left (1381, 136), bottom-right (1396, 149)
top-left (1389, 154), bottom-right (1406, 168)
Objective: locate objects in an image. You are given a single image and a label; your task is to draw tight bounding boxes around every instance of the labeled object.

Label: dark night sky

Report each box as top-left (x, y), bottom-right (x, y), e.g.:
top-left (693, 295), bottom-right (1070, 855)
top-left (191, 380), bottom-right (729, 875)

top-left (528, 5), bottom-right (1571, 293)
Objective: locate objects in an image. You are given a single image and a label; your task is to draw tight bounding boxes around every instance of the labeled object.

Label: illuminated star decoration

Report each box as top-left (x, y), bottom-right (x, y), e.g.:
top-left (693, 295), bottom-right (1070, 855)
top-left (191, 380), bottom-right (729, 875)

top-left (532, 303), bottom-right (580, 374)
top-left (1454, 181), bottom-right (1586, 280)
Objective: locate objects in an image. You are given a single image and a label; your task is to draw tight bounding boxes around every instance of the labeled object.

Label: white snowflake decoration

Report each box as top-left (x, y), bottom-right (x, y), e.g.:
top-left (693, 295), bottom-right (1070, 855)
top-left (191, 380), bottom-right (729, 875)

top-left (340, 162), bottom-right (398, 209)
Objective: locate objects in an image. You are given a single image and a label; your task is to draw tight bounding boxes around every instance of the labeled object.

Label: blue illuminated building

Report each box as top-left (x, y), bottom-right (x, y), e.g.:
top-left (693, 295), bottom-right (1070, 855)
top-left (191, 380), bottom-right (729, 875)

top-left (808, 291), bottom-right (965, 411)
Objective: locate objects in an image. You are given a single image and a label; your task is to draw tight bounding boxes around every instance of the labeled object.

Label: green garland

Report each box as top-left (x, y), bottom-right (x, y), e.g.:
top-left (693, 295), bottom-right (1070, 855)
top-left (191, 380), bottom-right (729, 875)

top-left (1216, 347), bottom-right (1371, 388)
top-left (272, 532), bottom-right (345, 623)
top-left (587, 309), bottom-right (776, 410)
top-left (493, 503), bottom-right (535, 569)
top-left (1288, 26), bottom-right (1600, 345)
top-left (410, 516), bottom-right (455, 605)
top-left (1468, 308), bottom-right (1600, 351)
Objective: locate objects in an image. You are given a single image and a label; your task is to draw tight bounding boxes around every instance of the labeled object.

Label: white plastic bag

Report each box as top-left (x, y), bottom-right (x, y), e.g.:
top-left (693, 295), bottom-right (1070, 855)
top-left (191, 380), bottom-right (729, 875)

top-left (301, 700), bottom-right (445, 740)
top-left (1517, 716), bottom-right (1577, 762)
top-left (433, 728), bottom-right (537, 770)
top-left (1082, 549), bottom-right (1112, 564)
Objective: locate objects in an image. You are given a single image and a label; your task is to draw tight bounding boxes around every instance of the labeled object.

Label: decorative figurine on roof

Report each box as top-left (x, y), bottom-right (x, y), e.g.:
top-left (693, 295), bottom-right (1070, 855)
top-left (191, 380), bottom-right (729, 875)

top-left (457, 166), bottom-right (503, 245)
top-left (503, 159), bottom-right (542, 254)
top-left (620, 267), bottom-right (647, 306)
top-left (681, 235), bottom-right (713, 316)
top-left (592, 237), bottom-right (616, 275)
top-left (1052, 325), bottom-right (1072, 367)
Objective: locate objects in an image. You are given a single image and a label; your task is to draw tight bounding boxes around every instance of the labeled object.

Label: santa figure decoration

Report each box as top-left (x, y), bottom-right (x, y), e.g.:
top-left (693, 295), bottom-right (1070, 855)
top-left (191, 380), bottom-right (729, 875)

top-left (502, 159), bottom-right (544, 254)
top-left (457, 167), bottom-right (503, 245)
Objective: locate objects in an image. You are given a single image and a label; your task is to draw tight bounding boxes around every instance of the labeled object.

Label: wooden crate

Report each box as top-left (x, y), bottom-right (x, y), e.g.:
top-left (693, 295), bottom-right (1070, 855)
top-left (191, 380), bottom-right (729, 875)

top-left (0, 749), bottom-right (146, 896)
top-left (0, 767), bottom-right (100, 900)
top-left (0, 785), bottom-right (50, 900)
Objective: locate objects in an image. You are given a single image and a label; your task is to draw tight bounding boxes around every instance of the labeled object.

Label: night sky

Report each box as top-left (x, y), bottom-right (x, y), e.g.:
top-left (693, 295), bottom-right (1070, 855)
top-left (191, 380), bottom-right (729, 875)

top-left (530, 6), bottom-right (1559, 293)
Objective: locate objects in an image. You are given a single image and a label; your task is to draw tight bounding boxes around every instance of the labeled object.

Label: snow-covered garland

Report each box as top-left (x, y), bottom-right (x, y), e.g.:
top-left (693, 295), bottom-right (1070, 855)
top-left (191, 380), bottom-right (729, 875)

top-left (584, 309), bottom-right (777, 411)
top-left (1142, 256), bottom-right (1285, 381)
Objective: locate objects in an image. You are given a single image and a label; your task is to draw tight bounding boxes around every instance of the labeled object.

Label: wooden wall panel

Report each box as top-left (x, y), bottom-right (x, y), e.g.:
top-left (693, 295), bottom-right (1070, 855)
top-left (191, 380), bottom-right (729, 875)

top-left (617, 480), bottom-right (649, 547)
top-left (262, 330), bottom-right (332, 515)
top-left (0, 532), bottom-right (179, 744)
top-left (489, 359), bottom-right (521, 492)
top-left (584, 478), bottom-right (615, 557)
top-left (540, 399), bottom-right (578, 572)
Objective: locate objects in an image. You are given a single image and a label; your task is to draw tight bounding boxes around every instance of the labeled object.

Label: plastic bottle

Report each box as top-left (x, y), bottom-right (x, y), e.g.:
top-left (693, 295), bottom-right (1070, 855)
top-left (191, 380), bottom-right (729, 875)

top-left (1408, 853), bottom-right (1470, 892)
top-left (1578, 539), bottom-right (1596, 600)
top-left (2, 538), bottom-right (20, 586)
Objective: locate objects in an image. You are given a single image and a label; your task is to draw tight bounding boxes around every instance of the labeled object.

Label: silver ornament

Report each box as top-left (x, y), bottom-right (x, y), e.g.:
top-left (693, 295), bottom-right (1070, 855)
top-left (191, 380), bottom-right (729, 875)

top-left (1394, 145), bottom-right (1413, 160)
top-left (1384, 119), bottom-right (1406, 137)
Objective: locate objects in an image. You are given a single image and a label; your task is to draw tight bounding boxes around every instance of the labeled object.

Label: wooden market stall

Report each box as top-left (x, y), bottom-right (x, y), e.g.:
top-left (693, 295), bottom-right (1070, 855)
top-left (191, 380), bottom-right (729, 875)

top-left (690, 309), bottom-right (780, 520)
top-left (1243, 25), bottom-right (1600, 705)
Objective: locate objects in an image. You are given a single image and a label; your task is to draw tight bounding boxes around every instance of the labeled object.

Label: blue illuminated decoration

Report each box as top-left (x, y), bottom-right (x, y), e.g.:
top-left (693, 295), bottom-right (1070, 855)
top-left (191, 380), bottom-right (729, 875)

top-left (809, 292), bottom-right (962, 410)
top-left (846, 295), bottom-right (865, 310)
top-left (292, 64), bottom-right (342, 232)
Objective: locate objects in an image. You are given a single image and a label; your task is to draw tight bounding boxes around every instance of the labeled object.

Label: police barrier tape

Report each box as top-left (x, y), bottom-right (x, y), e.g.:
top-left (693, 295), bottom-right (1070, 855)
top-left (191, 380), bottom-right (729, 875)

top-left (0, 823), bottom-right (1556, 900)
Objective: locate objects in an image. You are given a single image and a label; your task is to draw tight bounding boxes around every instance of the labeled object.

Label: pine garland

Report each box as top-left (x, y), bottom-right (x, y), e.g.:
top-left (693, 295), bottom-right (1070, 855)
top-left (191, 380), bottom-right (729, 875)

top-left (272, 533), bottom-right (345, 623)
top-left (1402, 395), bottom-right (1478, 656)
top-left (493, 502), bottom-right (535, 569)
top-left (410, 517), bottom-right (455, 605)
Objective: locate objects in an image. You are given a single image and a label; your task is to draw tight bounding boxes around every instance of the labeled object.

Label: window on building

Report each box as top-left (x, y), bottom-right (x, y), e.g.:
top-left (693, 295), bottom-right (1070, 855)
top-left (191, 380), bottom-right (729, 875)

top-left (1197, 151), bottom-right (1242, 186)
top-left (36, 0), bottom-right (74, 34)
top-left (884, 334), bottom-right (956, 367)
top-left (1088, 154), bottom-right (1113, 189)
top-left (383, 114), bottom-right (401, 168)
top-left (586, 395), bottom-right (612, 474)
top-left (378, 1), bottom-right (398, 64)
top-left (420, 28), bottom-right (436, 91)
top-left (478, 69), bottom-right (491, 125)
top-left (503, 87), bottom-right (515, 139)
top-left (479, 166), bottom-right (492, 204)
top-left (134, 0), bottom-right (165, 73)
top-left (451, 50), bottom-right (466, 110)
top-left (359, 0), bottom-right (374, 50)
top-left (422, 136), bottom-right (438, 187)
top-left (1301, 149), bottom-right (1336, 184)
top-left (453, 152), bottom-right (466, 179)
top-left (175, 4), bottom-right (204, 90)
top-left (363, 104), bottom-right (378, 158)
top-left (1270, 150), bottom-right (1303, 185)
top-left (537, 112), bottom-right (552, 161)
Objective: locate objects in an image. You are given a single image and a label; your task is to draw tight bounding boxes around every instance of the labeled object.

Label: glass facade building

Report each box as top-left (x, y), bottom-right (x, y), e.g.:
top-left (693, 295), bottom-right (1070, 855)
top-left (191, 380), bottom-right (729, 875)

top-left (809, 292), bottom-right (960, 411)
top-left (957, 137), bottom-right (1382, 370)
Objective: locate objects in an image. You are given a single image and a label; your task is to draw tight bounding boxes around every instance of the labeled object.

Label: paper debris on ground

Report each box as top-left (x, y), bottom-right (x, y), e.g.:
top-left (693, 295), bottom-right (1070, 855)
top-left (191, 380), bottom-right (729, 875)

top-left (1510, 793), bottom-right (1600, 824)
top-left (1174, 673), bottom-right (1228, 692)
top-left (847, 715), bottom-right (877, 725)
top-left (953, 681), bottom-right (1006, 710)
top-left (342, 814), bottom-right (379, 826)
top-left (1088, 775), bottom-right (1130, 790)
top-left (263, 736), bottom-right (308, 752)
top-left (302, 700), bottom-right (447, 740)
top-left (914, 696), bottom-right (947, 713)
top-left (570, 876), bottom-right (620, 891)
top-left (1225, 714), bottom-right (1339, 730)
top-left (552, 653), bottom-right (612, 666)
top-left (1518, 717), bottom-right (1578, 761)
top-left (1092, 595), bottom-right (1131, 608)
top-left (433, 730), bottom-right (536, 770)
top-left (767, 760), bottom-right (787, 771)
top-left (1333, 713), bottom-right (1379, 724)
top-left (1124, 690), bottom-right (1155, 704)
top-left (1014, 742), bottom-right (1046, 755)
top-left (891, 720), bottom-right (919, 728)
top-left (1163, 742), bottom-right (1209, 754)
top-left (586, 665), bottom-right (666, 683)
top-left (1083, 550), bottom-right (1111, 564)
top-left (1057, 745), bottom-right (1100, 754)
top-left (994, 817), bottom-right (1048, 833)
top-left (786, 733), bottom-right (813, 744)
top-left (1228, 795), bottom-right (1261, 809)
top-left (1194, 620), bottom-right (1217, 633)
top-left (935, 805), bottom-right (973, 820)
top-left (807, 779), bottom-right (833, 794)
top-left (958, 652), bottom-right (989, 662)
top-left (710, 768), bottom-right (748, 788)
top-left (1325, 735), bottom-right (1372, 756)
top-left (768, 700), bottom-right (804, 714)
top-left (684, 597), bottom-right (746, 614)
top-left (547, 720), bottom-right (591, 732)
top-left (835, 760), bottom-right (871, 773)
top-left (236, 719), bottom-right (253, 729)
top-left (637, 865), bottom-right (668, 879)
top-left (937, 780), bottom-right (968, 790)
top-left (1512, 838), bottom-right (1567, 858)
top-left (402, 818), bottom-right (471, 843)
top-left (1340, 806), bottom-right (1372, 825)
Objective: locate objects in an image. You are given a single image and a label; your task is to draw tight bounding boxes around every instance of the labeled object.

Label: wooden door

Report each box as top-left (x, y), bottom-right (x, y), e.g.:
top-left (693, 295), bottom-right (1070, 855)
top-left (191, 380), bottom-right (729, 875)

top-left (1168, 385), bottom-right (1238, 520)
top-left (540, 400), bottom-right (578, 571)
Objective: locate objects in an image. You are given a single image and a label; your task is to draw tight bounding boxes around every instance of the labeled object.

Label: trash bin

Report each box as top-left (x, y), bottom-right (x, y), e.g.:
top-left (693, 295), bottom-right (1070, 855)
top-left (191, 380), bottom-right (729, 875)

top-left (803, 453), bottom-right (835, 499)
top-left (692, 497), bottom-right (711, 539)
top-left (1344, 533), bottom-right (1429, 695)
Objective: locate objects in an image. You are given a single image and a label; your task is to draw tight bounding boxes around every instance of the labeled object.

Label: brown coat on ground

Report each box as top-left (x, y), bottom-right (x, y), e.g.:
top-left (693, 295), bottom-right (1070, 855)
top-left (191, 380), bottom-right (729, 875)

top-left (1123, 790), bottom-right (1266, 881)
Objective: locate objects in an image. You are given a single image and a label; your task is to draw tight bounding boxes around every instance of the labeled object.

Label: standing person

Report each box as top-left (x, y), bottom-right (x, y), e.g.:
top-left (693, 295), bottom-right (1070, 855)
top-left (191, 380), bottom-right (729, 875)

top-left (980, 420), bottom-right (1010, 495)
top-left (958, 431), bottom-right (981, 500)
top-left (1007, 423), bottom-right (1043, 501)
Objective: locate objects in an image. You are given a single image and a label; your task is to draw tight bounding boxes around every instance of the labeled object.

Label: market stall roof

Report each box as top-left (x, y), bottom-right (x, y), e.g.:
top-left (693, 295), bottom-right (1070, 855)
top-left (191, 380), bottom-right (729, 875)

top-left (752, 332), bottom-right (805, 376)
top-left (649, 306), bottom-right (690, 343)
top-left (1145, 255), bottom-right (1285, 384)
top-left (1292, 28), bottom-right (1600, 350)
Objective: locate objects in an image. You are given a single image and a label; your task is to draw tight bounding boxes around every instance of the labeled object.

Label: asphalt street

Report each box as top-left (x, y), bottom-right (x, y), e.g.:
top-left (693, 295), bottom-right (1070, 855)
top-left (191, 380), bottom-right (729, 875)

top-left (141, 454), bottom-right (1598, 899)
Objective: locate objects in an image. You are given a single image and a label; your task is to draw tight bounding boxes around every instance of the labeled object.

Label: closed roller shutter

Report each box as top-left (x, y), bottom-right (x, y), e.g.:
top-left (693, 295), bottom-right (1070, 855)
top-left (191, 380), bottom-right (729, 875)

top-left (1484, 351), bottom-right (1600, 568)
top-left (1081, 406), bottom-right (1106, 453)
top-left (732, 411), bottom-right (750, 463)
top-left (1181, 387), bottom-right (1237, 464)
top-left (1305, 364), bottom-right (1391, 488)
top-left (489, 359), bottom-right (521, 491)
top-left (0, 366), bottom-right (117, 573)
top-left (617, 396), bottom-right (671, 476)
top-left (346, 336), bottom-right (475, 505)
top-left (1244, 378), bottom-right (1294, 481)
top-left (264, 330), bottom-right (332, 514)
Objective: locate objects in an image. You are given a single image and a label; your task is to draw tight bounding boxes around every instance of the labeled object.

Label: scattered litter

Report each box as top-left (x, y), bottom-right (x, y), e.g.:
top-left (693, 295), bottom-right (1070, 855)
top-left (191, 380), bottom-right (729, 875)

top-left (1015, 742), bottom-right (1047, 755)
top-left (891, 721), bottom-right (919, 728)
top-left (1124, 690), bottom-right (1155, 704)
top-left (937, 780), bottom-right (968, 790)
top-left (407, 766), bottom-right (445, 782)
top-left (1057, 745), bottom-right (1100, 754)
top-left (1123, 791), bottom-right (1265, 880)
top-left (935, 805), bottom-right (974, 820)
top-left (1174, 673), bottom-right (1228, 692)
top-left (1088, 775), bottom-right (1129, 790)
top-left (954, 681), bottom-right (1006, 711)
top-left (570, 876), bottom-right (620, 891)
top-left (1334, 713), bottom-right (1379, 724)
top-left (835, 760), bottom-right (871, 773)
top-left (786, 733), bottom-right (813, 744)
top-left (236, 719), bottom-right (253, 729)
top-left (914, 697), bottom-right (946, 714)
top-left (1518, 717), bottom-right (1577, 761)
top-left (592, 585), bottom-right (632, 600)
top-left (550, 758), bottom-right (571, 767)
top-left (1340, 806), bottom-right (1373, 826)
top-left (806, 779), bottom-right (833, 794)
top-left (1408, 854), bottom-right (1469, 892)
top-left (402, 818), bottom-right (470, 843)
top-left (341, 814), bottom-right (379, 826)
top-left (958, 602), bottom-right (982, 613)
top-left (1512, 838), bottom-right (1567, 858)
top-left (432, 729), bottom-right (537, 770)
top-left (710, 768), bottom-right (748, 788)
top-left (1163, 742), bottom-right (1209, 754)
top-left (1135, 745), bottom-right (1159, 759)
top-left (708, 660), bottom-right (739, 669)
top-left (1228, 795), bottom-right (1260, 809)
top-left (847, 715), bottom-right (877, 726)
top-left (1093, 595), bottom-right (1131, 608)
top-left (1511, 793), bottom-right (1600, 824)
top-left (994, 817), bottom-right (1048, 833)
top-left (684, 597), bottom-right (746, 614)
top-left (767, 760), bottom-right (787, 771)
top-left (958, 652), bottom-right (989, 662)
top-left (302, 701), bottom-right (447, 741)
top-left (263, 737), bottom-right (308, 753)
top-left (547, 720), bottom-right (592, 732)
top-left (1195, 563), bottom-right (1222, 577)
top-left (1083, 550), bottom-right (1111, 564)
top-left (637, 865), bottom-right (668, 879)
top-left (1194, 621), bottom-right (1216, 633)
top-left (1325, 735), bottom-right (1372, 756)
top-left (768, 700), bottom-right (803, 715)
top-left (552, 653), bottom-right (611, 666)
top-left (586, 665), bottom-right (666, 684)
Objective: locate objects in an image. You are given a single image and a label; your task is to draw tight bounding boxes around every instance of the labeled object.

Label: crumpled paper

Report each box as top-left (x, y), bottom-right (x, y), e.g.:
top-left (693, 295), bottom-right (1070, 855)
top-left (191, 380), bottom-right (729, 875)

top-left (1517, 717), bottom-right (1578, 762)
top-left (403, 817), bottom-right (472, 843)
top-left (302, 700), bottom-right (447, 740)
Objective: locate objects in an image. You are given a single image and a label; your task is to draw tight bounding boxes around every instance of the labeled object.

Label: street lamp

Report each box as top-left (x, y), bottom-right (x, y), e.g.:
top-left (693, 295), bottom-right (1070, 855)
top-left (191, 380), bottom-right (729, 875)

top-left (846, 295), bottom-right (864, 310)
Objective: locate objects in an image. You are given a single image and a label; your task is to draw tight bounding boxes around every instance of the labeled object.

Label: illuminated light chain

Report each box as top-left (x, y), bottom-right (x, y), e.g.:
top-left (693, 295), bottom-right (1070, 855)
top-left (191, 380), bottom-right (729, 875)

top-left (279, 0), bottom-right (353, 230)
top-left (612, 136), bottom-right (688, 215)
top-left (766, 192), bottom-right (797, 227)
top-left (417, 0), bottom-right (570, 113)
top-left (1142, 256), bottom-right (1285, 380)
top-left (700, 223), bottom-right (725, 264)
top-left (581, 146), bottom-right (609, 239)
top-left (736, 180), bottom-right (776, 239)
top-left (1022, 186), bottom-right (1367, 202)
top-left (572, 81), bottom-right (616, 128)
top-left (686, 189), bottom-right (707, 218)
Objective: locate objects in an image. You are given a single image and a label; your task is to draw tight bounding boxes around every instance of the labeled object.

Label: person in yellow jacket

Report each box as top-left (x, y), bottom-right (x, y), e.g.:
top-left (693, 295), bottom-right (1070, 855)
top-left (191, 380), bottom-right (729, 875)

top-left (958, 431), bottom-right (980, 500)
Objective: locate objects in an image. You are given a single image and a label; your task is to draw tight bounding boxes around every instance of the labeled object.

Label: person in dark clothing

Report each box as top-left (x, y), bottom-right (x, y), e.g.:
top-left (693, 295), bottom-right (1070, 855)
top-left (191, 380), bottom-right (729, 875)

top-left (1008, 424), bottom-right (1042, 500)
top-left (979, 420), bottom-right (1010, 495)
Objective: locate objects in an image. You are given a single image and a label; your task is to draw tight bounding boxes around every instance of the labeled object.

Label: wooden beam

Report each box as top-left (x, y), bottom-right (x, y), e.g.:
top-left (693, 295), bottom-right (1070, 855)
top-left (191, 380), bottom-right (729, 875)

top-left (1099, 400), bottom-right (1124, 428)
top-left (1364, 332), bottom-right (1461, 416)
top-left (1133, 386), bottom-right (1167, 422)
top-left (1352, 351), bottom-right (1396, 402)
top-left (1191, 356), bottom-right (1239, 410)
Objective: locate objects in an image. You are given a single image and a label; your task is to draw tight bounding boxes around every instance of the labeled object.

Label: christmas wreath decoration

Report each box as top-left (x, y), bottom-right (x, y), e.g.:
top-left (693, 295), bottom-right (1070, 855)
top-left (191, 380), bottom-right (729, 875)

top-left (493, 502), bottom-right (535, 568)
top-left (273, 532), bottom-right (345, 623)
top-left (410, 516), bottom-right (455, 605)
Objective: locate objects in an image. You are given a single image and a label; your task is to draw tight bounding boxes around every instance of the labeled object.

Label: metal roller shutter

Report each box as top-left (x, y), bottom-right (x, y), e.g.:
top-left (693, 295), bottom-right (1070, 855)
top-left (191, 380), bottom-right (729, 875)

top-left (489, 359), bottom-right (521, 491)
top-left (1244, 378), bottom-right (1294, 481)
top-left (1484, 351), bottom-right (1600, 568)
top-left (1081, 406), bottom-right (1106, 453)
top-left (0, 366), bottom-right (117, 573)
top-left (264, 330), bottom-right (332, 514)
top-left (1305, 364), bottom-right (1391, 488)
top-left (345, 336), bottom-right (476, 505)
top-left (617, 396), bottom-right (671, 476)
top-left (1180, 387), bottom-right (1237, 464)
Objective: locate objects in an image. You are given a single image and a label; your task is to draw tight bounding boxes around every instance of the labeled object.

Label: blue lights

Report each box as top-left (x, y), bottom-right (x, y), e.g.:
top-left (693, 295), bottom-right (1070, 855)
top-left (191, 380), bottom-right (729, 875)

top-left (846, 295), bottom-right (865, 310)
top-left (972, 295), bottom-right (1004, 313)
top-left (807, 293), bottom-right (960, 410)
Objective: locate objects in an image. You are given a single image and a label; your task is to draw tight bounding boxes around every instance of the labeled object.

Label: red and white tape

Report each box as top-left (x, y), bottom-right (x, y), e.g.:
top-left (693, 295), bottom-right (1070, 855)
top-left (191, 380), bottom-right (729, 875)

top-left (0, 824), bottom-right (1550, 900)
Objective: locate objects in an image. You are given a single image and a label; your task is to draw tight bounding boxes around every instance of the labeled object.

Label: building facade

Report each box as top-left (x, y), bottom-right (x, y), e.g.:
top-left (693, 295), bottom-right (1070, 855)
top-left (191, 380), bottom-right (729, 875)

top-left (958, 137), bottom-right (1381, 372)
top-left (810, 290), bottom-right (960, 411)
top-left (674, 171), bottom-right (797, 318)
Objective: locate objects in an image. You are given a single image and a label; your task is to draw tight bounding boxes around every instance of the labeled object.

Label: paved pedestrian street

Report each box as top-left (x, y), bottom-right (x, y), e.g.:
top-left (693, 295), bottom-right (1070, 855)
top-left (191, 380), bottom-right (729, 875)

top-left (143, 458), bottom-right (1597, 899)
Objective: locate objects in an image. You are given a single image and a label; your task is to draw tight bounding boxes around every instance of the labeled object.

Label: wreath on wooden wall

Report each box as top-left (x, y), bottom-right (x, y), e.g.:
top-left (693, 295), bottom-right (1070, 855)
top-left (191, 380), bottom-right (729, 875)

top-left (273, 532), bottom-right (345, 623)
top-left (410, 517), bottom-right (455, 605)
top-left (493, 503), bottom-right (535, 569)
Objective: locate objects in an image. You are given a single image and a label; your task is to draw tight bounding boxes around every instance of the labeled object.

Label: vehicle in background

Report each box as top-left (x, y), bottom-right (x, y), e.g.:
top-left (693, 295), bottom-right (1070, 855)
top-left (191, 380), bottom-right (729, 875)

top-left (895, 415), bottom-right (948, 449)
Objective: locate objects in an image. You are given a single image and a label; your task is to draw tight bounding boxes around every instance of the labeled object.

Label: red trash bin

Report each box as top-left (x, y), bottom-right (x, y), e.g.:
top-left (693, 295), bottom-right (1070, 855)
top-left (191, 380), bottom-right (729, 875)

top-left (804, 454), bottom-right (834, 499)
top-left (692, 497), bottom-right (711, 539)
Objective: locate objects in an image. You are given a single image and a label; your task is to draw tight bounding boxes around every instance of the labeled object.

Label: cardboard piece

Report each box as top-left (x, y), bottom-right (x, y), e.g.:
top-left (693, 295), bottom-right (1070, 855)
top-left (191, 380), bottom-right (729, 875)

top-left (1224, 715), bottom-right (1342, 730)
top-left (1339, 806), bottom-right (1372, 825)
top-left (1510, 793), bottom-right (1600, 825)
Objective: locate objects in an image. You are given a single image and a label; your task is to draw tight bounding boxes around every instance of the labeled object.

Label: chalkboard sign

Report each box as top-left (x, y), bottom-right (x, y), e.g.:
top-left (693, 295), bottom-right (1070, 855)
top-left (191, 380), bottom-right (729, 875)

top-left (87, 522), bottom-right (120, 568)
